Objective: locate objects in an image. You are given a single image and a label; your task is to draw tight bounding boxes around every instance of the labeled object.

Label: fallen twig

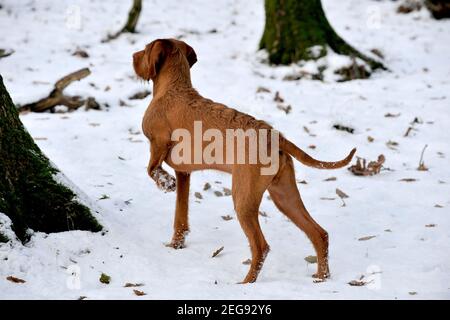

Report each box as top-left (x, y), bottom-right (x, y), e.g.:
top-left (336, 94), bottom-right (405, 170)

top-left (18, 68), bottom-right (91, 113)
top-left (212, 246), bottom-right (224, 258)
top-left (417, 144), bottom-right (429, 171)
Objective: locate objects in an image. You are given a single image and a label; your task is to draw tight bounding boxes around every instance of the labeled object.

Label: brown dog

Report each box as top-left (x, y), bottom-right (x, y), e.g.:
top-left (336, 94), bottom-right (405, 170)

top-left (133, 38), bottom-right (356, 283)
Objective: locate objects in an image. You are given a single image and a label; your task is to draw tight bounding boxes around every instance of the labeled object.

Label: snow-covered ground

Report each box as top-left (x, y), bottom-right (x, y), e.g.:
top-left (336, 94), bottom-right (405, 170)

top-left (1, 0), bottom-right (449, 299)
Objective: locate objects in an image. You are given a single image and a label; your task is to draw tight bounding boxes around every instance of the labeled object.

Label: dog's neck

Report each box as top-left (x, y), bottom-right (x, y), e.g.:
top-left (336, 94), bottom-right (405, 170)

top-left (152, 58), bottom-right (193, 98)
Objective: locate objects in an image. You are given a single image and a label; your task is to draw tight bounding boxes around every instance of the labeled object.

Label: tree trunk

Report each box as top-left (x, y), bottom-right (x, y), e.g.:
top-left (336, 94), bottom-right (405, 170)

top-left (102, 0), bottom-right (143, 42)
top-left (0, 75), bottom-right (102, 242)
top-left (260, 0), bottom-right (384, 70)
top-left (425, 0), bottom-right (450, 19)
top-left (122, 0), bottom-right (142, 33)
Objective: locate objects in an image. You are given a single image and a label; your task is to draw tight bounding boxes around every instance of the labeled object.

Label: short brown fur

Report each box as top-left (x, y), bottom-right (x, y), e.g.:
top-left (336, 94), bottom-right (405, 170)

top-left (133, 39), bottom-right (356, 283)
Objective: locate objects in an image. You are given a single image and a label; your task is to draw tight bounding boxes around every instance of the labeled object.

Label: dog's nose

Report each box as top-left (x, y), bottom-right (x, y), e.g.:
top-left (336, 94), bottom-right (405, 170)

top-left (132, 51), bottom-right (143, 62)
top-left (135, 50), bottom-right (144, 56)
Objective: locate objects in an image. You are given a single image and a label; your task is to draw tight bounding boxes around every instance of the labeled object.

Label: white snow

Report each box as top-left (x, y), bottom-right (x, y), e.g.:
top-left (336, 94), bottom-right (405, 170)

top-left (0, 0), bottom-right (449, 299)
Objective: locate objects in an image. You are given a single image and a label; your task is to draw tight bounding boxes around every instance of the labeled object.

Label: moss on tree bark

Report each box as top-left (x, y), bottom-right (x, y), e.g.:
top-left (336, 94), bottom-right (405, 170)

top-left (0, 75), bottom-right (102, 242)
top-left (0, 232), bottom-right (8, 243)
top-left (260, 0), bottom-right (384, 70)
top-left (425, 0), bottom-right (450, 19)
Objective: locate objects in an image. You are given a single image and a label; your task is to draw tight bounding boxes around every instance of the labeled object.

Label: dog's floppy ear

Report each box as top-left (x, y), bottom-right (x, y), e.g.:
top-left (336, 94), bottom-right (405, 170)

top-left (185, 43), bottom-right (197, 68)
top-left (145, 39), bottom-right (171, 79)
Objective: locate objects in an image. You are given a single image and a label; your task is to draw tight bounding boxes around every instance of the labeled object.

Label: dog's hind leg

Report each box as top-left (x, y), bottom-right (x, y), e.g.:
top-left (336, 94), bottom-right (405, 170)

top-left (232, 169), bottom-right (271, 284)
top-left (268, 157), bottom-right (330, 281)
top-left (235, 203), bottom-right (269, 284)
top-left (167, 171), bottom-right (191, 249)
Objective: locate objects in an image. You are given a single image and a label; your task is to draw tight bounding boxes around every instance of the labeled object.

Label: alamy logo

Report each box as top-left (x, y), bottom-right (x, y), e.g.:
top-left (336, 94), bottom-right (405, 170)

top-left (170, 121), bottom-right (280, 175)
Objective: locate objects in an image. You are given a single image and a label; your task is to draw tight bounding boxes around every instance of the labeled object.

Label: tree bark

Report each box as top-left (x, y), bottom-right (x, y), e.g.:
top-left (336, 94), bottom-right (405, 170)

top-left (425, 0), bottom-right (450, 19)
top-left (0, 75), bottom-right (102, 242)
top-left (260, 0), bottom-right (384, 70)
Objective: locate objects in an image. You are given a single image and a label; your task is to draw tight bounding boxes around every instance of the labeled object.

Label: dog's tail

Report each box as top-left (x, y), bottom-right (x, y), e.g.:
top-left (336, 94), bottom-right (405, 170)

top-left (280, 136), bottom-right (356, 169)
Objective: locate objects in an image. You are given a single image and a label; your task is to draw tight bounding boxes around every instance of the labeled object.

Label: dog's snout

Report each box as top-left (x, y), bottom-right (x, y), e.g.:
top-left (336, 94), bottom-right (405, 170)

top-left (133, 50), bottom-right (144, 62)
top-left (133, 50), bottom-right (147, 79)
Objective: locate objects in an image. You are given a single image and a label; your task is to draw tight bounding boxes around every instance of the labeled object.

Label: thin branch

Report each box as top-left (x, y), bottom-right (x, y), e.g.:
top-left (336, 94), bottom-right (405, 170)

top-left (417, 144), bottom-right (429, 171)
top-left (18, 68), bottom-right (91, 113)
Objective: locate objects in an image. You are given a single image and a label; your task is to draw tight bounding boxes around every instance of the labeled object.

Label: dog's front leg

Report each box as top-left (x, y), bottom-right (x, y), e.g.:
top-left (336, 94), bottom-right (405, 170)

top-left (147, 142), bottom-right (176, 193)
top-left (166, 171), bottom-right (190, 249)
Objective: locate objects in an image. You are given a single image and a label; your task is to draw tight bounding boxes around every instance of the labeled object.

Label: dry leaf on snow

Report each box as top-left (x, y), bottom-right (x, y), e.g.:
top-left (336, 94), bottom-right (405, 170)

top-left (203, 182), bottom-right (211, 191)
top-left (6, 276), bottom-right (26, 284)
top-left (304, 255), bottom-right (317, 264)
top-left (133, 289), bottom-right (147, 296)
top-left (348, 280), bottom-right (367, 286)
top-left (212, 246), bottom-right (224, 258)
top-left (242, 259), bottom-right (252, 265)
top-left (194, 192), bottom-right (203, 199)
top-left (358, 235), bottom-right (376, 241)
top-left (348, 155), bottom-right (385, 176)
top-left (336, 188), bottom-right (349, 206)
top-left (124, 283), bottom-right (144, 287)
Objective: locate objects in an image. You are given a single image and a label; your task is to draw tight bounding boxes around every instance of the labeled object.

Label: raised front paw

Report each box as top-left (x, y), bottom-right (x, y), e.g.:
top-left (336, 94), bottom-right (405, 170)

top-left (151, 168), bottom-right (176, 192)
top-left (165, 240), bottom-right (186, 249)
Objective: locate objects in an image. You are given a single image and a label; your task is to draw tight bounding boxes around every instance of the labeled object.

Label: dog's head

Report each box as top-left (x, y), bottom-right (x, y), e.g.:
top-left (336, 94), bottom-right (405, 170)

top-left (133, 38), bottom-right (197, 81)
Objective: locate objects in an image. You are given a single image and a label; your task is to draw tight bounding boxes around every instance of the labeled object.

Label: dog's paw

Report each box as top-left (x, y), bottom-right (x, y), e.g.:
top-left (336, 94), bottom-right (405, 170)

top-left (158, 174), bottom-right (176, 192)
top-left (312, 272), bottom-right (330, 283)
top-left (312, 277), bottom-right (326, 283)
top-left (151, 168), bottom-right (176, 192)
top-left (165, 240), bottom-right (186, 249)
